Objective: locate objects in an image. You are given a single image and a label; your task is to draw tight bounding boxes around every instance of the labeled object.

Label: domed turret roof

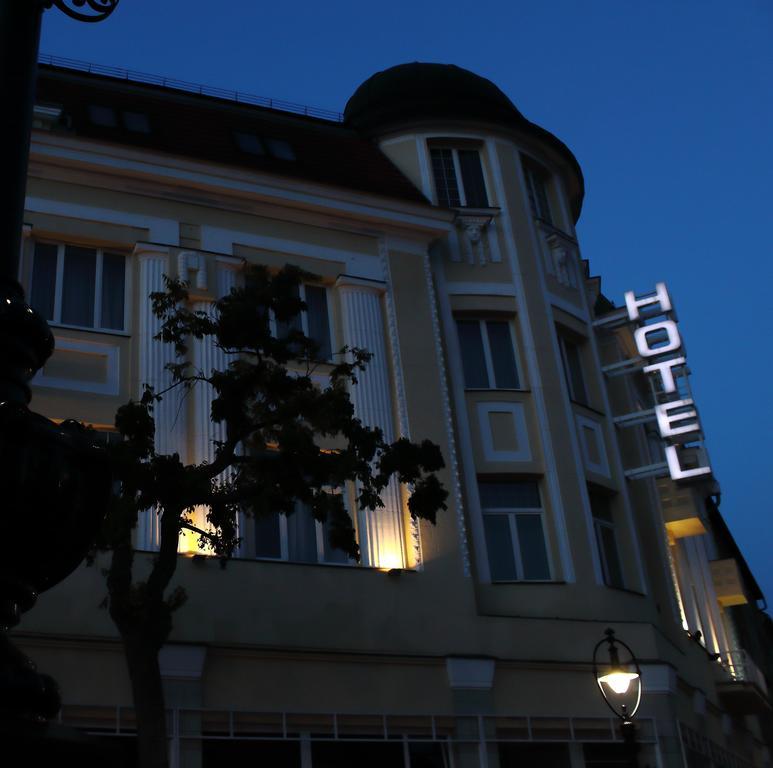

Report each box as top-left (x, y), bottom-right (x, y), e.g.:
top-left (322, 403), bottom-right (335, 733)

top-left (344, 63), bottom-right (584, 221)
top-left (344, 63), bottom-right (526, 131)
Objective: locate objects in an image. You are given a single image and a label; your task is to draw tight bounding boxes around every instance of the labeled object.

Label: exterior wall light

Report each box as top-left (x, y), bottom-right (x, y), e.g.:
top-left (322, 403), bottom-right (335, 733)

top-left (593, 628), bottom-right (642, 766)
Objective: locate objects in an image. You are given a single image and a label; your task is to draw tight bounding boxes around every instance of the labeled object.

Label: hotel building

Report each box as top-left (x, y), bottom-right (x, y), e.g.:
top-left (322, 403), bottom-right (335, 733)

top-left (15, 59), bottom-right (773, 767)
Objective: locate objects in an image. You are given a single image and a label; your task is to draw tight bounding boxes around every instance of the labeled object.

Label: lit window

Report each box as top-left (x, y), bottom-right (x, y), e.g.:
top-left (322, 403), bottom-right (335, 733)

top-left (456, 318), bottom-right (520, 389)
top-left (122, 111), bottom-right (151, 134)
top-left (430, 147), bottom-right (489, 207)
top-left (88, 104), bottom-right (118, 128)
top-left (479, 480), bottom-right (551, 581)
top-left (559, 335), bottom-right (588, 405)
top-left (274, 283), bottom-right (332, 361)
top-left (234, 131), bottom-right (266, 156)
top-left (589, 490), bottom-right (624, 589)
top-left (30, 242), bottom-right (126, 332)
top-left (254, 498), bottom-right (352, 566)
top-left (264, 137), bottom-right (296, 161)
top-left (522, 156), bottom-right (553, 225)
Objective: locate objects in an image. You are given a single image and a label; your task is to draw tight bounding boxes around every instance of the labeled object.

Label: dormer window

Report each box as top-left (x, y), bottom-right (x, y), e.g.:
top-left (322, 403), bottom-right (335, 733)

top-left (430, 146), bottom-right (489, 208)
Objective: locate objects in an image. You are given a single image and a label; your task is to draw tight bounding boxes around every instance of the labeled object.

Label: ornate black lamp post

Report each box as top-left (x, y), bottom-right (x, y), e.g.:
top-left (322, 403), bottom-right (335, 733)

top-left (593, 628), bottom-right (643, 767)
top-left (0, 0), bottom-right (118, 735)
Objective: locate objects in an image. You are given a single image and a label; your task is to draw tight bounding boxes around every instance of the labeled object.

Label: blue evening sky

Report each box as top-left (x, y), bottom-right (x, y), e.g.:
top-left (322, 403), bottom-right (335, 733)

top-left (41, 1), bottom-right (773, 604)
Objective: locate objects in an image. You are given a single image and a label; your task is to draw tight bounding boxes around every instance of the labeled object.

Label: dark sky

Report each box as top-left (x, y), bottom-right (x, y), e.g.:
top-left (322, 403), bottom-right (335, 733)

top-left (40, 1), bottom-right (773, 605)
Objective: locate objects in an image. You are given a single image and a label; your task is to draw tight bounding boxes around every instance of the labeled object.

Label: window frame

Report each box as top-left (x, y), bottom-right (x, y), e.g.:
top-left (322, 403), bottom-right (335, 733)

top-left (479, 479), bottom-right (553, 583)
top-left (252, 491), bottom-right (356, 567)
top-left (456, 317), bottom-right (523, 391)
top-left (429, 144), bottom-right (491, 208)
top-left (269, 282), bottom-right (335, 363)
top-left (558, 334), bottom-right (589, 406)
top-left (30, 241), bottom-right (130, 334)
top-left (589, 490), bottom-right (625, 589)
top-left (522, 155), bottom-right (554, 225)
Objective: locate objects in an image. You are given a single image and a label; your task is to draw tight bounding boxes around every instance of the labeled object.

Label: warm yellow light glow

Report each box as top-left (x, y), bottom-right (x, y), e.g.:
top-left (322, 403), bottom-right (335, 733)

top-left (178, 506), bottom-right (216, 557)
top-left (598, 670), bottom-right (639, 695)
top-left (375, 546), bottom-right (405, 571)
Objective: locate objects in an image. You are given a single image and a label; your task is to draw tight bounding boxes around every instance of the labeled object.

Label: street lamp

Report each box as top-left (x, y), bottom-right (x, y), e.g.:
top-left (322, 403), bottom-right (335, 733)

top-left (0, 0), bottom-right (118, 731)
top-left (593, 628), bottom-right (642, 766)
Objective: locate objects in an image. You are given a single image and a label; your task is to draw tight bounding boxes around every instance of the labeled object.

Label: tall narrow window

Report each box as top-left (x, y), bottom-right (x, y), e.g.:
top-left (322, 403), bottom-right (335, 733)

top-left (274, 283), bottom-right (332, 361)
top-left (479, 480), bottom-right (551, 581)
top-left (559, 335), bottom-right (588, 405)
top-left (30, 242), bottom-right (126, 332)
top-left (589, 489), bottom-right (624, 589)
top-left (430, 146), bottom-right (489, 208)
top-left (456, 318), bottom-right (520, 389)
top-left (522, 156), bottom-right (553, 225)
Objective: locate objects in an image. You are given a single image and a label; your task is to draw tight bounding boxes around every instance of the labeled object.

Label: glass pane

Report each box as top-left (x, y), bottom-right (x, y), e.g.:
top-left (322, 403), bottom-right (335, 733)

top-left (312, 741), bottom-right (404, 768)
top-left (305, 285), bottom-right (332, 360)
top-left (588, 490), bottom-right (613, 522)
top-left (30, 243), bottom-right (58, 321)
top-left (88, 104), bottom-right (117, 127)
top-left (486, 321), bottom-right (519, 388)
top-left (484, 514), bottom-right (518, 581)
top-left (254, 513), bottom-right (282, 559)
top-left (458, 149), bottom-right (489, 207)
top-left (122, 111), bottom-right (151, 134)
top-left (599, 524), bottom-right (624, 588)
top-left (265, 137), bottom-right (296, 160)
top-left (101, 252), bottom-right (125, 330)
top-left (430, 148), bottom-right (461, 207)
top-left (562, 339), bottom-right (588, 405)
top-left (479, 481), bottom-right (540, 510)
top-left (275, 284), bottom-right (302, 340)
top-left (409, 742), bottom-right (449, 768)
top-left (322, 517), bottom-right (350, 564)
top-left (61, 245), bottom-right (96, 327)
top-left (456, 320), bottom-right (489, 388)
top-left (516, 514), bottom-right (551, 580)
top-left (287, 503), bottom-right (318, 563)
top-left (234, 131), bottom-right (265, 155)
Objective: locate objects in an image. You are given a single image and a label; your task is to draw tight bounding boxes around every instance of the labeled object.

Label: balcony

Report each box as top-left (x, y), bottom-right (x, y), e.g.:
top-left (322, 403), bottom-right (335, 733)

top-left (718, 649), bottom-right (771, 714)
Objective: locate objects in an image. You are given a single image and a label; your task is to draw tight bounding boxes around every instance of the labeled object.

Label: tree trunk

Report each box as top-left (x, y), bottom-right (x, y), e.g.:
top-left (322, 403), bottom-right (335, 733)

top-left (123, 631), bottom-right (169, 768)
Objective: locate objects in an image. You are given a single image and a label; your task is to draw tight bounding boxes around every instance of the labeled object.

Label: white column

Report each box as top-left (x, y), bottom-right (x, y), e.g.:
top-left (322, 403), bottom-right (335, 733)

top-left (136, 246), bottom-right (187, 550)
top-left (336, 276), bottom-right (405, 569)
top-left (184, 261), bottom-right (240, 555)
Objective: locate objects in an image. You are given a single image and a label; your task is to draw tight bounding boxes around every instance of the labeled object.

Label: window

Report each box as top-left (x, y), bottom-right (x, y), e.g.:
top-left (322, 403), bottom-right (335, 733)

top-left (264, 137), bottom-right (296, 161)
top-left (234, 132), bottom-right (296, 161)
top-left (479, 480), bottom-right (551, 581)
top-left (589, 489), bottom-right (624, 589)
top-left (522, 156), bottom-right (553, 224)
top-left (234, 131), bottom-right (265, 156)
top-left (30, 242), bottom-right (127, 332)
top-left (430, 146), bottom-right (489, 207)
top-left (558, 335), bottom-right (588, 405)
top-left (456, 319), bottom-right (520, 389)
top-left (254, 498), bottom-right (351, 566)
top-left (273, 283), bottom-right (332, 361)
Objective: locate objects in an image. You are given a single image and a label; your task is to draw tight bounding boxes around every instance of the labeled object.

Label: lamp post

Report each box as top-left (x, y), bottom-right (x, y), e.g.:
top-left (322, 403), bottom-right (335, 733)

top-left (593, 628), bottom-right (642, 768)
top-left (0, 0), bottom-right (118, 733)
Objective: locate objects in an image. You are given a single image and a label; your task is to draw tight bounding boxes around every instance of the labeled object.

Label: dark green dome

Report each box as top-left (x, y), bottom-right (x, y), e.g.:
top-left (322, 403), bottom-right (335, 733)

top-left (344, 63), bottom-right (526, 132)
top-left (344, 62), bottom-right (584, 221)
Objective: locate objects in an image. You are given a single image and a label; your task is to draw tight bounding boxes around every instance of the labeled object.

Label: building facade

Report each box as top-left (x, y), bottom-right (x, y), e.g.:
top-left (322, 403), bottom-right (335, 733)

top-left (15, 60), bottom-right (772, 767)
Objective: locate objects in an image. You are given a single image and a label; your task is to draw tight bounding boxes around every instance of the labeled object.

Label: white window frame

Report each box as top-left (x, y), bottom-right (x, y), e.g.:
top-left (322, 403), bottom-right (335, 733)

top-left (269, 282), bottom-right (334, 362)
top-left (31, 242), bottom-right (130, 334)
top-left (254, 490), bottom-right (356, 567)
top-left (458, 318), bottom-right (523, 390)
top-left (429, 145), bottom-right (491, 208)
top-left (480, 483), bottom-right (553, 582)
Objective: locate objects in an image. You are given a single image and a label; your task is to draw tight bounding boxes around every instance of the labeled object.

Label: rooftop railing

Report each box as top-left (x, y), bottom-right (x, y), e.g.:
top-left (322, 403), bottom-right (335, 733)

top-left (38, 53), bottom-right (345, 123)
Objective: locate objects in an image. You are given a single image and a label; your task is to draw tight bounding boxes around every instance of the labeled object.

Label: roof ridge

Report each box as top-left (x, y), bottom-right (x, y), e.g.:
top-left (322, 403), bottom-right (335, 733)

top-left (38, 53), bottom-right (344, 123)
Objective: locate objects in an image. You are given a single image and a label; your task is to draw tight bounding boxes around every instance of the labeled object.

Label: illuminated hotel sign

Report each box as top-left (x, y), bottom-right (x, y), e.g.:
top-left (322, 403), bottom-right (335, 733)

top-left (624, 283), bottom-right (712, 481)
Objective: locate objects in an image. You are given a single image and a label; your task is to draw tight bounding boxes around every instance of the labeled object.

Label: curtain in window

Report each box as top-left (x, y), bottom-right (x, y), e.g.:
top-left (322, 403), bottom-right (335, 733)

top-left (286, 503), bottom-right (318, 563)
top-left (305, 285), bottom-right (332, 360)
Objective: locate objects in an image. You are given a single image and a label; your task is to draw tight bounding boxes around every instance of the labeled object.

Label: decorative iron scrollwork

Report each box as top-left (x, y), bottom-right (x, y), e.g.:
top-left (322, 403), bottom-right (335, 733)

top-left (51, 0), bottom-right (119, 23)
